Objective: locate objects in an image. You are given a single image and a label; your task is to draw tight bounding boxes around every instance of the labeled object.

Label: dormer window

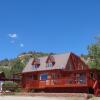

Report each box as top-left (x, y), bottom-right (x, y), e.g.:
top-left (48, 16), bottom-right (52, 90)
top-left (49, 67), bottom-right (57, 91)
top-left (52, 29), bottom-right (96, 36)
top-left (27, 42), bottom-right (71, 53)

top-left (47, 62), bottom-right (53, 67)
top-left (32, 58), bottom-right (40, 69)
top-left (32, 64), bottom-right (39, 69)
top-left (46, 55), bottom-right (55, 67)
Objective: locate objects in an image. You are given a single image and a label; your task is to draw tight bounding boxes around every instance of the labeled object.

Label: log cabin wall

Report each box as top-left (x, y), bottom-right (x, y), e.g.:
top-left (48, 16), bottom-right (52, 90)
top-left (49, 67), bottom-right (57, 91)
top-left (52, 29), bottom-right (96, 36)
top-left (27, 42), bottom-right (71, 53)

top-left (22, 70), bottom-right (88, 90)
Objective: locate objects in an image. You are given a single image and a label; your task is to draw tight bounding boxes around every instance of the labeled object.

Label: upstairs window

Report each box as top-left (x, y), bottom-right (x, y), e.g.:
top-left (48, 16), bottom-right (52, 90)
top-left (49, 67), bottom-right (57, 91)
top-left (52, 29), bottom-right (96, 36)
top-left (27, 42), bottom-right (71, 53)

top-left (46, 62), bottom-right (53, 67)
top-left (46, 55), bottom-right (55, 67)
top-left (32, 64), bottom-right (39, 69)
top-left (32, 58), bottom-right (40, 69)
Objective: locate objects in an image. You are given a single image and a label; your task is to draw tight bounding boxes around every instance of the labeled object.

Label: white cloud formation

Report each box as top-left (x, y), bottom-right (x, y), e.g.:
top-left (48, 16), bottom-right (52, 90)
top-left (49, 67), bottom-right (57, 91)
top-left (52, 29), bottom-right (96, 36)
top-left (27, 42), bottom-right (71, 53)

top-left (20, 43), bottom-right (24, 47)
top-left (8, 33), bottom-right (24, 48)
top-left (8, 33), bottom-right (17, 38)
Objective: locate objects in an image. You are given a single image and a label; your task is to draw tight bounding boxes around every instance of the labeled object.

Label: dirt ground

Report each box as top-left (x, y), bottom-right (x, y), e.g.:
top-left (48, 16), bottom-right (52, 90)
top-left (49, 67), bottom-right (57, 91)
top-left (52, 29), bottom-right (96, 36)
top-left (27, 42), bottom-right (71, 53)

top-left (0, 96), bottom-right (99, 100)
top-left (0, 96), bottom-right (84, 100)
top-left (89, 97), bottom-right (100, 100)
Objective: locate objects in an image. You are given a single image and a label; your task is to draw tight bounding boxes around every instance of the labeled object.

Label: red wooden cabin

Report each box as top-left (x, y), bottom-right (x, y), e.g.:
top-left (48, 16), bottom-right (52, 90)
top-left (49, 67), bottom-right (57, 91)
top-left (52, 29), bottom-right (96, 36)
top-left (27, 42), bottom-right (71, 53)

top-left (21, 52), bottom-right (100, 95)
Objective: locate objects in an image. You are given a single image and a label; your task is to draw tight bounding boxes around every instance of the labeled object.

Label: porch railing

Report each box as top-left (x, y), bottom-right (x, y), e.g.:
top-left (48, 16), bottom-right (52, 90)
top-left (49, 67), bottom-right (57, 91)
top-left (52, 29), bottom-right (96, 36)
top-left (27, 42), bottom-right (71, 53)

top-left (25, 77), bottom-right (87, 89)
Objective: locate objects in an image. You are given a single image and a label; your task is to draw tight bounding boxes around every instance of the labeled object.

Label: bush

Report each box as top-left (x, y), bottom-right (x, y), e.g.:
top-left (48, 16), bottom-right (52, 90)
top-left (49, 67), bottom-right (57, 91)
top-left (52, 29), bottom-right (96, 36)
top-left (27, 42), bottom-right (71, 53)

top-left (3, 81), bottom-right (19, 92)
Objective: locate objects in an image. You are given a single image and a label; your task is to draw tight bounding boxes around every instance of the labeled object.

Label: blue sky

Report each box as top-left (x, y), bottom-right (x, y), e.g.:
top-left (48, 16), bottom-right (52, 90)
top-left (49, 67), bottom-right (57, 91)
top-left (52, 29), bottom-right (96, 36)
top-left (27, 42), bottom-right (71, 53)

top-left (0, 0), bottom-right (100, 59)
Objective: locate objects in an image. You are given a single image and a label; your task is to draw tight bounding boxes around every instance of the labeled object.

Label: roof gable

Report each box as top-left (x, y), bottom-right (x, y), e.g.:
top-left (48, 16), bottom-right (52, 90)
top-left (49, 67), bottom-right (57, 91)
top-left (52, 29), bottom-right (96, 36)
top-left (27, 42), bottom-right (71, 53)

top-left (46, 55), bottom-right (55, 63)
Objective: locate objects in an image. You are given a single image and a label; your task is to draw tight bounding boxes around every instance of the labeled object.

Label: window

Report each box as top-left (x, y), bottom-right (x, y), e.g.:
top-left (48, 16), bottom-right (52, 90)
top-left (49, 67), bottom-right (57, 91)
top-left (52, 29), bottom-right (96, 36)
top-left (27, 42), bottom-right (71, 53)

top-left (27, 75), bottom-right (33, 80)
top-left (27, 75), bottom-right (38, 80)
top-left (51, 73), bottom-right (59, 79)
top-left (40, 74), bottom-right (48, 80)
top-left (46, 62), bottom-right (53, 67)
top-left (76, 73), bottom-right (86, 84)
top-left (32, 58), bottom-right (40, 70)
top-left (46, 55), bottom-right (55, 67)
top-left (32, 64), bottom-right (39, 70)
top-left (32, 58), bottom-right (40, 65)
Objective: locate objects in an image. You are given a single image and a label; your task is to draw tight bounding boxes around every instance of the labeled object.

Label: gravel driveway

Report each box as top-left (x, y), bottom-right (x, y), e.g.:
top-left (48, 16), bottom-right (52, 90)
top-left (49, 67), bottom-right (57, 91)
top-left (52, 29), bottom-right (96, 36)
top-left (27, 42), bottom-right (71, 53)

top-left (0, 96), bottom-right (99, 100)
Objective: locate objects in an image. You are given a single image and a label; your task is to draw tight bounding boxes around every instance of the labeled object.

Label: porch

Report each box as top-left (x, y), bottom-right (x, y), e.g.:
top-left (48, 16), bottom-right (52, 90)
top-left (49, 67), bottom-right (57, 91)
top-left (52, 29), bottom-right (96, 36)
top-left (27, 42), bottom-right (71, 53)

top-left (25, 77), bottom-right (88, 90)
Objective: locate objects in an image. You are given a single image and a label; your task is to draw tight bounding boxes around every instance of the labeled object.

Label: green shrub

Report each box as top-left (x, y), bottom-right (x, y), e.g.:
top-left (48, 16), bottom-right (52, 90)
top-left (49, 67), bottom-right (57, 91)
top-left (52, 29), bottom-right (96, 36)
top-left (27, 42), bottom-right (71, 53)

top-left (3, 81), bottom-right (18, 92)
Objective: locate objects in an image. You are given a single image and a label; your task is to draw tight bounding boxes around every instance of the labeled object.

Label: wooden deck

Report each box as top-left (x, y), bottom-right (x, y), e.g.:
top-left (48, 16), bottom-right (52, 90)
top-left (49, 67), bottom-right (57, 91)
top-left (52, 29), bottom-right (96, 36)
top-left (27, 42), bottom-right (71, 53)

top-left (25, 78), bottom-right (88, 89)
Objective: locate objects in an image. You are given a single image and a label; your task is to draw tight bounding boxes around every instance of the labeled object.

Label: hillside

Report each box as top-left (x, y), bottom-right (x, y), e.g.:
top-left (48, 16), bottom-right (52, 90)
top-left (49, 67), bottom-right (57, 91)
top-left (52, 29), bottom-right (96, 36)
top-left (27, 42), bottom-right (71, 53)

top-left (0, 51), bottom-right (51, 78)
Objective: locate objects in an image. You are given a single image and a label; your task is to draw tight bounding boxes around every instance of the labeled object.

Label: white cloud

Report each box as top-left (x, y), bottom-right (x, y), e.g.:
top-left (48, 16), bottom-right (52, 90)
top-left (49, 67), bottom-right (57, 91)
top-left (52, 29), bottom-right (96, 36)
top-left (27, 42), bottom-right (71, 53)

top-left (8, 33), bottom-right (24, 47)
top-left (20, 43), bottom-right (24, 47)
top-left (8, 33), bottom-right (17, 38)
